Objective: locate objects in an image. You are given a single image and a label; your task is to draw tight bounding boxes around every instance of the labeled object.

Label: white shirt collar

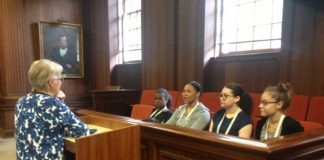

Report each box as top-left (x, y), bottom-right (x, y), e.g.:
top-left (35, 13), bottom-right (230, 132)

top-left (60, 48), bottom-right (67, 57)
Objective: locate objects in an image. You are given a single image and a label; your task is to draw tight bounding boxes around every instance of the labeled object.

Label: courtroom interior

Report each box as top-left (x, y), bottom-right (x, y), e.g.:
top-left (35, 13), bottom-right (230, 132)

top-left (1, 0), bottom-right (324, 159)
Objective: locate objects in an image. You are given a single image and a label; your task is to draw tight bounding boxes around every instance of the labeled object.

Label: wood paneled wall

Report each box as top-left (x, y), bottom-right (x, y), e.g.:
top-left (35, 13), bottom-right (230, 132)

top-left (204, 53), bottom-right (280, 93)
top-left (2, 0), bottom-right (324, 137)
top-left (0, 0), bottom-right (93, 103)
top-left (204, 0), bottom-right (324, 94)
top-left (175, 0), bottom-right (206, 89)
top-left (201, 0), bottom-right (324, 94)
top-left (285, 0), bottom-right (324, 96)
top-left (0, 0), bottom-right (85, 137)
top-left (111, 63), bottom-right (142, 89)
top-left (140, 0), bottom-right (213, 90)
top-left (0, 0), bottom-right (114, 137)
top-left (91, 0), bottom-right (119, 90)
top-left (0, 0), bottom-right (30, 96)
top-left (116, 0), bottom-right (324, 96)
top-left (142, 0), bottom-right (175, 89)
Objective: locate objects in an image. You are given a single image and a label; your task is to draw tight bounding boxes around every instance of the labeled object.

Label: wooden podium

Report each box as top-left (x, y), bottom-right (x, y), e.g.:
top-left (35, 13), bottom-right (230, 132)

top-left (64, 115), bottom-right (141, 160)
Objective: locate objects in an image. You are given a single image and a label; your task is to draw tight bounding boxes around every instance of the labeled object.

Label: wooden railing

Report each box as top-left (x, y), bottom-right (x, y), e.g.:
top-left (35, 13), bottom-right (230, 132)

top-left (74, 109), bottom-right (324, 160)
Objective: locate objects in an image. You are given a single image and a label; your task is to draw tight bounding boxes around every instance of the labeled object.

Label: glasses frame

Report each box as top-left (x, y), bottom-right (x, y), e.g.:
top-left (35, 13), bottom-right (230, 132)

top-left (259, 100), bottom-right (278, 106)
top-left (218, 93), bottom-right (235, 99)
top-left (51, 77), bottom-right (64, 82)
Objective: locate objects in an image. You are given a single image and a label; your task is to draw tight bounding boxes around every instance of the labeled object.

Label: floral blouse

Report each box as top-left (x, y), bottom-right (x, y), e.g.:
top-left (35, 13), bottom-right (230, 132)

top-left (15, 92), bottom-right (90, 160)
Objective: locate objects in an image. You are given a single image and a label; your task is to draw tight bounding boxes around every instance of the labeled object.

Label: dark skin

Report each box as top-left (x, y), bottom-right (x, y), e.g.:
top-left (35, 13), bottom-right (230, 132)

top-left (182, 84), bottom-right (200, 114)
top-left (154, 93), bottom-right (167, 109)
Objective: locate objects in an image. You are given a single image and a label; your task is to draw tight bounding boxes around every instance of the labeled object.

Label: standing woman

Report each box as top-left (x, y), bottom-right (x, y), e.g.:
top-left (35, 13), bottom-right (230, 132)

top-left (15, 59), bottom-right (90, 159)
top-left (166, 81), bottom-right (210, 130)
top-left (209, 83), bottom-right (253, 138)
top-left (143, 88), bottom-right (173, 123)
top-left (255, 82), bottom-right (304, 141)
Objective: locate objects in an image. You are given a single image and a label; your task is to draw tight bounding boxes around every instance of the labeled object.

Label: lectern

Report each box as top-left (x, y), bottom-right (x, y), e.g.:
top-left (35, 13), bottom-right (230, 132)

top-left (64, 115), bottom-right (141, 160)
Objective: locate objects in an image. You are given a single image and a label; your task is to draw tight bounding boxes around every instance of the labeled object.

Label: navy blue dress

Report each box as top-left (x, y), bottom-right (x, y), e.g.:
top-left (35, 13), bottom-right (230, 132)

top-left (15, 92), bottom-right (90, 159)
top-left (212, 109), bottom-right (252, 136)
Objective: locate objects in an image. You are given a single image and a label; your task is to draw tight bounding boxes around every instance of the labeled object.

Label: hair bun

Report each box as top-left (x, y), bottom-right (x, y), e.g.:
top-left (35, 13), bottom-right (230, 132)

top-left (278, 82), bottom-right (293, 97)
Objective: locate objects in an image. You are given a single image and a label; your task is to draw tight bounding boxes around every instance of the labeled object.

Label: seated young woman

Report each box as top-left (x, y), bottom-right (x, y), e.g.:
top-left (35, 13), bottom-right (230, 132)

top-left (209, 83), bottom-right (253, 138)
top-left (143, 88), bottom-right (173, 123)
top-left (166, 81), bottom-right (210, 130)
top-left (255, 82), bottom-right (304, 141)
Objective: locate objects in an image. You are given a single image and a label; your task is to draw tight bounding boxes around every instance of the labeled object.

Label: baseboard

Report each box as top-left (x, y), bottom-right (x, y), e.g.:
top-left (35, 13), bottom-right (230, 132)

top-left (0, 128), bottom-right (14, 138)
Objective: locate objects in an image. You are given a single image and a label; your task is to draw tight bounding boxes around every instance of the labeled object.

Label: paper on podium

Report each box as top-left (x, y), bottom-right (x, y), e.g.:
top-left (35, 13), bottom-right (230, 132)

top-left (65, 124), bottom-right (112, 143)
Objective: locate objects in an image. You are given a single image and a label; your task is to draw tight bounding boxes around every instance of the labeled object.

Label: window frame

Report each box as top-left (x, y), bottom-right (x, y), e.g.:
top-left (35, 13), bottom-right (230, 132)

top-left (215, 0), bottom-right (283, 57)
top-left (118, 0), bottom-right (143, 64)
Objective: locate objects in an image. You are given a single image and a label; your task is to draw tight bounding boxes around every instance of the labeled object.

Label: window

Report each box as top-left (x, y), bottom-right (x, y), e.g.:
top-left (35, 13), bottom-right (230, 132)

top-left (118, 0), bottom-right (142, 63)
top-left (215, 0), bottom-right (284, 56)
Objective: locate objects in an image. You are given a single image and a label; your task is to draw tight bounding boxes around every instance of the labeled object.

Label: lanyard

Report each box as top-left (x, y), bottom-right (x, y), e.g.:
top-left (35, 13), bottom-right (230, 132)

top-left (150, 106), bottom-right (167, 118)
top-left (265, 114), bottom-right (285, 140)
top-left (216, 107), bottom-right (241, 135)
top-left (176, 103), bottom-right (199, 126)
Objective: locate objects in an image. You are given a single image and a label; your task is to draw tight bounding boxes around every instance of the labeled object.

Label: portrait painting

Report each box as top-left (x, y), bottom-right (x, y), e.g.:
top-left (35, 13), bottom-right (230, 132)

top-left (38, 21), bottom-right (84, 78)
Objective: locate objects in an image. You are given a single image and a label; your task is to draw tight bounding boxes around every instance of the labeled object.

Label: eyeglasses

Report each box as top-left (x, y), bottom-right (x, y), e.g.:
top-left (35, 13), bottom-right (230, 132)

top-left (219, 93), bottom-right (234, 99)
top-left (259, 100), bottom-right (278, 106)
top-left (52, 77), bottom-right (64, 82)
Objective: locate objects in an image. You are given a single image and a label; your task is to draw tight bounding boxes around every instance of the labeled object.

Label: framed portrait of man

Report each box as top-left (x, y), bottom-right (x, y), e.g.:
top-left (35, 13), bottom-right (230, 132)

top-left (38, 21), bottom-right (84, 78)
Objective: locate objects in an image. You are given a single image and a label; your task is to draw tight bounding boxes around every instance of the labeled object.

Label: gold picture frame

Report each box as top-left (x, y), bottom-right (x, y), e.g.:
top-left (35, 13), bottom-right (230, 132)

top-left (38, 21), bottom-right (84, 78)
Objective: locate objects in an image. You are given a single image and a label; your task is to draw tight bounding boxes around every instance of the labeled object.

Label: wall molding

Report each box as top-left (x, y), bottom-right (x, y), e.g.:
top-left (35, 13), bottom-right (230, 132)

top-left (0, 95), bottom-right (19, 108)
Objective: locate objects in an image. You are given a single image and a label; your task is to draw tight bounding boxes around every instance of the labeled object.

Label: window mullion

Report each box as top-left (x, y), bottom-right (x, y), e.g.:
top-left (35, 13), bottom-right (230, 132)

top-left (217, 0), bottom-right (283, 56)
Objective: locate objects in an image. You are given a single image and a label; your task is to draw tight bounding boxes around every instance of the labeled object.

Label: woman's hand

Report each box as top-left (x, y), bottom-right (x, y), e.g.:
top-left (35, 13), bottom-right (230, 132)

top-left (57, 90), bottom-right (66, 101)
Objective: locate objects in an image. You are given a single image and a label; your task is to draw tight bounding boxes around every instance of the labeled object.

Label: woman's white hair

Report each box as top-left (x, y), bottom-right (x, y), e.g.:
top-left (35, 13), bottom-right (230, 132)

top-left (28, 59), bottom-right (63, 90)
